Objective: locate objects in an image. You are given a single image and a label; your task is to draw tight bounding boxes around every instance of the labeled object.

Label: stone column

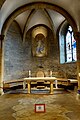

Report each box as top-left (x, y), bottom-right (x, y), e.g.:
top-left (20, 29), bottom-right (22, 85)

top-left (0, 35), bottom-right (4, 95)
top-left (74, 32), bottom-right (80, 95)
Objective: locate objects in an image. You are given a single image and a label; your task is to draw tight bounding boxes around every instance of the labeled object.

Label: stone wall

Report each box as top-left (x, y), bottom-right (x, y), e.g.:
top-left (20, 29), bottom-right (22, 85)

top-left (3, 21), bottom-right (77, 81)
top-left (4, 21), bottom-right (24, 81)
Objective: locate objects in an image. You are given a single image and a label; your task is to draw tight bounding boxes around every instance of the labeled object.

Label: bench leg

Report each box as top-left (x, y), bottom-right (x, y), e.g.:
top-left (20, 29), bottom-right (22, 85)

top-left (23, 81), bottom-right (26, 90)
top-left (55, 80), bottom-right (58, 88)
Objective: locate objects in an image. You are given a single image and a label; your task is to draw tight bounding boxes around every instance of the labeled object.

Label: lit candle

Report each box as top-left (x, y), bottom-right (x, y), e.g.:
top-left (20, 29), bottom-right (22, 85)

top-left (29, 70), bottom-right (31, 77)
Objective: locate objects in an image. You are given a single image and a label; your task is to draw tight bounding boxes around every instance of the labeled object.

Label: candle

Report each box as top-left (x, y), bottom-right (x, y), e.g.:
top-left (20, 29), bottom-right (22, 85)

top-left (29, 70), bottom-right (31, 77)
top-left (50, 70), bottom-right (52, 77)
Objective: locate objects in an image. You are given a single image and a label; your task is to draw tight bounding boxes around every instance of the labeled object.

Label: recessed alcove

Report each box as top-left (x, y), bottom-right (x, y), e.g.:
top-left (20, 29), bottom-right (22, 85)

top-left (3, 21), bottom-right (77, 82)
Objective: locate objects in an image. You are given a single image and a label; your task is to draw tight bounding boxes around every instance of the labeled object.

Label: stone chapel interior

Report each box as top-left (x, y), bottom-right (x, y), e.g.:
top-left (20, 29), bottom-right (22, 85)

top-left (0, 0), bottom-right (80, 95)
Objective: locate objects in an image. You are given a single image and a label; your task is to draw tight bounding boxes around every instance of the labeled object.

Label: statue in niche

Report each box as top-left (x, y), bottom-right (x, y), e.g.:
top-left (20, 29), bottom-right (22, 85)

top-left (32, 34), bottom-right (47, 57)
top-left (36, 39), bottom-right (46, 57)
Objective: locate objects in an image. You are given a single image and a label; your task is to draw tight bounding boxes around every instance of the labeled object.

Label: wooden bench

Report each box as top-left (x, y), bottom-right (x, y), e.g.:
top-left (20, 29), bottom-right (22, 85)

top-left (55, 78), bottom-right (78, 90)
top-left (3, 79), bottom-right (24, 89)
top-left (3, 77), bottom-right (78, 93)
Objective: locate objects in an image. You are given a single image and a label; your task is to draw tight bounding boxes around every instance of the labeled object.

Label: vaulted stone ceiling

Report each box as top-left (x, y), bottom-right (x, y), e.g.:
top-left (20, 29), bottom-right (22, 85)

top-left (0, 0), bottom-right (80, 35)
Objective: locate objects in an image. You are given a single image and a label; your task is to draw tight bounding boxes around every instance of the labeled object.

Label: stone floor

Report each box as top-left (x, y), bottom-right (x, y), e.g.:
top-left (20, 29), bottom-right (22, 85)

top-left (0, 89), bottom-right (80, 120)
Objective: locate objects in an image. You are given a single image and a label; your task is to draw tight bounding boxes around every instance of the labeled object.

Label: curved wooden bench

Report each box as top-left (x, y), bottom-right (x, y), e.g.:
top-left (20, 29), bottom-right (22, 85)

top-left (3, 79), bottom-right (24, 88)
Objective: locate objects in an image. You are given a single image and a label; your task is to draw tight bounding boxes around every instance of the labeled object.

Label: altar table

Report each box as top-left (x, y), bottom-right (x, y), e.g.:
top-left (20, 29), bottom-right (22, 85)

top-left (23, 77), bottom-right (56, 94)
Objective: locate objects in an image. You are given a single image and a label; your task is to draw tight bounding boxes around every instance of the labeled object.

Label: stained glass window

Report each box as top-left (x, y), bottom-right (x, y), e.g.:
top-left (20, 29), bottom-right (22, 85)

top-left (65, 26), bottom-right (77, 62)
top-left (59, 25), bottom-right (77, 64)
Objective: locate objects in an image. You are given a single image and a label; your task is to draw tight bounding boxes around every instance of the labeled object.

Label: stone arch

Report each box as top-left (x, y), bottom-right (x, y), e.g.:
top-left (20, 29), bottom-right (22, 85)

top-left (23, 8), bottom-right (55, 42)
top-left (1, 2), bottom-right (78, 36)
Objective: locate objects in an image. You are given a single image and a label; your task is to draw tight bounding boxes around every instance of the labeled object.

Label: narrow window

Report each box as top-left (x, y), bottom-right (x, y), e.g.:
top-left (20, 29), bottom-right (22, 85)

top-left (59, 25), bottom-right (77, 64)
top-left (65, 26), bottom-right (77, 62)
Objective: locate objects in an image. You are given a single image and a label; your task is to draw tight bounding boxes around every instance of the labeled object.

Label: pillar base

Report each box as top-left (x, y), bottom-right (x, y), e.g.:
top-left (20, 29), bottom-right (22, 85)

top-left (0, 87), bottom-right (4, 95)
top-left (0, 91), bottom-right (4, 95)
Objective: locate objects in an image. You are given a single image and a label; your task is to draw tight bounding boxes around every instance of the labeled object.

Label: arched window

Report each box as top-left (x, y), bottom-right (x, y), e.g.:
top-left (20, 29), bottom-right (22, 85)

top-left (65, 26), bottom-right (76, 62)
top-left (59, 24), bottom-right (77, 63)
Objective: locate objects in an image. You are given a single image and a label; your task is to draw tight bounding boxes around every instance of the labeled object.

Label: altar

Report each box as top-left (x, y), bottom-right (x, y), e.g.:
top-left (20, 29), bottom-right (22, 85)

top-left (23, 77), bottom-right (56, 94)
